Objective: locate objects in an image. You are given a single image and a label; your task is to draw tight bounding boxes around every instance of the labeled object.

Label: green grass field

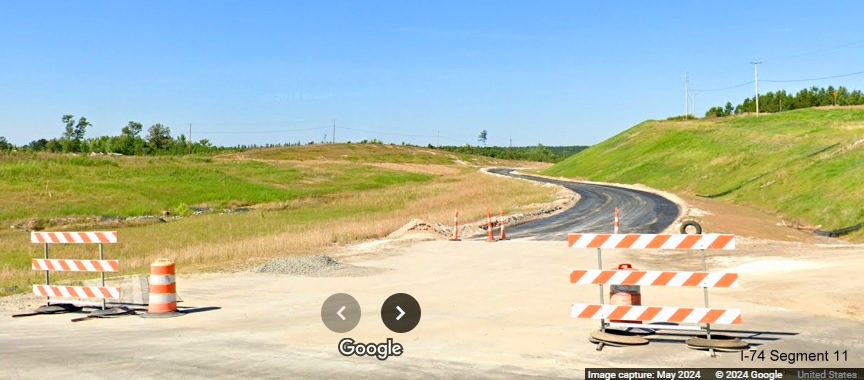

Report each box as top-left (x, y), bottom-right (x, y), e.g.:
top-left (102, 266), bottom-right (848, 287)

top-left (233, 143), bottom-right (462, 164)
top-left (0, 153), bottom-right (433, 221)
top-left (544, 106), bottom-right (864, 239)
top-left (0, 144), bottom-right (556, 296)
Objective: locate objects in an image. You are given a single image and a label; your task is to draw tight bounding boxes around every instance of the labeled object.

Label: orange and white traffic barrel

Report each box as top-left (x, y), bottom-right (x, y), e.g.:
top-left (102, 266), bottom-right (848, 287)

top-left (145, 259), bottom-right (183, 317)
top-left (609, 263), bottom-right (641, 324)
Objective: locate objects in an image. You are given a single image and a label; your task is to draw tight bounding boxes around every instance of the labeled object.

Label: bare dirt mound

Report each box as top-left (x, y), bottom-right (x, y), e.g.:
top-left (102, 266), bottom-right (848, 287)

top-left (254, 255), bottom-right (387, 277)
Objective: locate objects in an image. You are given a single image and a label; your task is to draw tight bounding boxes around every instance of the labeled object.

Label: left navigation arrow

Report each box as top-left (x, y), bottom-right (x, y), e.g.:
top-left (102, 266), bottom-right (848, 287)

top-left (321, 293), bottom-right (361, 333)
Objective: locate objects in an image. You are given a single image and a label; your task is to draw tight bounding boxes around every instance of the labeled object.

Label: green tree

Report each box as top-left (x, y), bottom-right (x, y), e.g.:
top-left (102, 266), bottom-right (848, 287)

top-left (115, 121), bottom-right (146, 155)
top-left (723, 102), bottom-right (734, 116)
top-left (0, 136), bottom-right (12, 151)
top-left (26, 138), bottom-right (48, 151)
top-left (478, 130), bottom-right (488, 147)
top-left (122, 121), bottom-right (143, 138)
top-left (60, 115), bottom-right (91, 153)
top-left (705, 106), bottom-right (724, 118)
top-left (46, 138), bottom-right (61, 153)
top-left (147, 123), bottom-right (172, 152)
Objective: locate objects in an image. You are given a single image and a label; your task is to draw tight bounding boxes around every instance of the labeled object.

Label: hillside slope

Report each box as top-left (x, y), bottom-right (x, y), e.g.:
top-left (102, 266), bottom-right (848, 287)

top-left (544, 107), bottom-right (864, 238)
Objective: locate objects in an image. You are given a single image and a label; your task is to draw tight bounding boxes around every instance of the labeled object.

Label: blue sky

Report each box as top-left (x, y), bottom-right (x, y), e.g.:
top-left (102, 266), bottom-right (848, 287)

top-left (3, 1), bottom-right (864, 148)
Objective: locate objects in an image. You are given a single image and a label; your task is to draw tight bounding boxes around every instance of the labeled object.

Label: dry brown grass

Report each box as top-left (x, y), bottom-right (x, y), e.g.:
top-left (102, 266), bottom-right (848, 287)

top-left (164, 170), bottom-right (557, 271)
top-left (0, 168), bottom-right (558, 295)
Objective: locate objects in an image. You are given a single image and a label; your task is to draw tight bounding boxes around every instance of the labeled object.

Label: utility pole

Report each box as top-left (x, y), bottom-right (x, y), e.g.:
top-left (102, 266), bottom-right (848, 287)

top-left (437, 130), bottom-right (440, 147)
top-left (750, 61), bottom-right (762, 116)
top-left (684, 72), bottom-right (689, 118)
top-left (332, 119), bottom-right (336, 143)
top-left (188, 123), bottom-right (192, 155)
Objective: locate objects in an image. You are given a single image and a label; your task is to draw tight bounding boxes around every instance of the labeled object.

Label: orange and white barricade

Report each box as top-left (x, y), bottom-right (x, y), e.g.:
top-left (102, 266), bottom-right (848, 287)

top-left (568, 233), bottom-right (741, 347)
top-left (29, 231), bottom-right (121, 311)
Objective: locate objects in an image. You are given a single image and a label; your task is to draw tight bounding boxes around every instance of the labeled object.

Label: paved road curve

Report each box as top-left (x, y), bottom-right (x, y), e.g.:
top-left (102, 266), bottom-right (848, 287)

top-left (488, 168), bottom-right (680, 240)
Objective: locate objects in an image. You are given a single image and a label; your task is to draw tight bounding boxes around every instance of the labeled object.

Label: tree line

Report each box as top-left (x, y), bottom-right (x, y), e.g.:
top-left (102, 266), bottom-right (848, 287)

top-left (705, 85), bottom-right (864, 117)
top-left (432, 144), bottom-right (588, 163)
top-left (0, 115), bottom-right (306, 155)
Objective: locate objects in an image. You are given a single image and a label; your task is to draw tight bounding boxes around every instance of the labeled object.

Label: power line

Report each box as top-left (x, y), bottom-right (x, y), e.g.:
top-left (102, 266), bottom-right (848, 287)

top-left (691, 69), bottom-right (864, 93)
top-left (195, 126), bottom-right (330, 134)
top-left (766, 39), bottom-right (864, 63)
top-left (338, 126), bottom-right (439, 139)
top-left (690, 80), bottom-right (754, 92)
top-left (762, 70), bottom-right (864, 83)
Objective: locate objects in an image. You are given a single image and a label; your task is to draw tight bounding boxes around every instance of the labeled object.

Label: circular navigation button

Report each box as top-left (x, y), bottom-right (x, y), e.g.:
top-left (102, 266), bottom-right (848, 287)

top-left (321, 293), bottom-right (361, 333)
top-left (381, 293), bottom-right (421, 333)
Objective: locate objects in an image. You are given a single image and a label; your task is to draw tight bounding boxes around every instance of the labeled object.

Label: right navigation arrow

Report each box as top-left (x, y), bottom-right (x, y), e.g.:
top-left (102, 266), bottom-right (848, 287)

top-left (381, 293), bottom-right (421, 333)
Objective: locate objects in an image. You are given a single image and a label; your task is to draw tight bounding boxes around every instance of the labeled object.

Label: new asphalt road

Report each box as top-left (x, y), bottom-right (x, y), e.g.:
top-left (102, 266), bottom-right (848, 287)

top-left (487, 168), bottom-right (680, 240)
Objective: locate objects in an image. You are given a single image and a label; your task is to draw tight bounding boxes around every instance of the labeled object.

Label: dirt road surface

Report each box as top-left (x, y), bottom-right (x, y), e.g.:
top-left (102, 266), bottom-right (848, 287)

top-left (2, 238), bottom-right (863, 379)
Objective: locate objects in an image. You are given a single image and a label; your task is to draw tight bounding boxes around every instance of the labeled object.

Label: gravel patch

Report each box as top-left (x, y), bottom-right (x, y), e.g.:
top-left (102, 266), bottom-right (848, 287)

top-left (254, 255), bottom-right (387, 277)
top-left (0, 293), bottom-right (44, 312)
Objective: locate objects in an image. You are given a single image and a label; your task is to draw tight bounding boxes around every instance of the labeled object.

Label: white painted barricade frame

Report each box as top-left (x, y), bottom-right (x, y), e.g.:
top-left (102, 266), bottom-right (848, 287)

top-left (568, 233), bottom-right (740, 336)
top-left (31, 231), bottom-right (120, 309)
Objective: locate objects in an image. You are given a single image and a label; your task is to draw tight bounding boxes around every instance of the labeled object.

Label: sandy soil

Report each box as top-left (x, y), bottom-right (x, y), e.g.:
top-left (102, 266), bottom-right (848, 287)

top-left (2, 238), bottom-right (862, 379)
top-left (2, 183), bottom-right (862, 378)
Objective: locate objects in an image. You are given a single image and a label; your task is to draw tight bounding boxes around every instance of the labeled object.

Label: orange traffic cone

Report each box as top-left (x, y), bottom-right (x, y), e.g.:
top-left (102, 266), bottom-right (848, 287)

top-left (499, 209), bottom-right (508, 240)
top-left (486, 208), bottom-right (496, 242)
top-left (450, 209), bottom-right (461, 241)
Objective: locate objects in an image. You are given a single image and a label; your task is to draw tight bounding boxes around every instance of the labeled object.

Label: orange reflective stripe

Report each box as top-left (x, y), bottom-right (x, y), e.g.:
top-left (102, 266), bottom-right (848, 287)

top-left (669, 308), bottom-right (693, 323)
top-left (588, 234), bottom-right (611, 248)
top-left (639, 307), bottom-right (662, 321)
top-left (715, 273), bottom-right (738, 287)
top-left (682, 273), bottom-right (708, 287)
top-left (150, 263), bottom-right (175, 275)
top-left (148, 302), bottom-right (177, 313)
top-left (578, 305), bottom-right (602, 319)
top-left (646, 235), bottom-right (670, 249)
top-left (678, 235), bottom-right (702, 249)
top-left (149, 283), bottom-right (176, 294)
top-left (607, 306), bottom-right (631, 320)
top-left (621, 271), bottom-right (646, 285)
top-left (615, 234), bottom-right (640, 249)
top-left (709, 234), bottom-right (734, 249)
top-left (700, 309), bottom-right (726, 324)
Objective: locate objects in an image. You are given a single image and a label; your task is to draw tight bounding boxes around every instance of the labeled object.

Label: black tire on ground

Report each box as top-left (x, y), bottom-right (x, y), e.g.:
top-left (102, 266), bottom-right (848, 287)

top-left (680, 220), bottom-right (702, 235)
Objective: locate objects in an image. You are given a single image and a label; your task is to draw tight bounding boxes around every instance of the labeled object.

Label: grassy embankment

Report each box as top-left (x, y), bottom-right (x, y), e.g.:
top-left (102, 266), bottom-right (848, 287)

top-left (0, 144), bottom-right (555, 296)
top-left (544, 107), bottom-right (864, 240)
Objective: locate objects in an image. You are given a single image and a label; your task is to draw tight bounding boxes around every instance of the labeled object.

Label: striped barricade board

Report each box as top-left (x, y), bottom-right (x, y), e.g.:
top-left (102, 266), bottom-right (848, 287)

top-left (568, 233), bottom-right (743, 337)
top-left (33, 285), bottom-right (121, 300)
top-left (572, 304), bottom-right (742, 325)
top-left (31, 231), bottom-right (118, 244)
top-left (32, 259), bottom-right (120, 272)
top-left (568, 233), bottom-right (735, 250)
top-left (28, 231), bottom-right (122, 308)
top-left (570, 269), bottom-right (739, 288)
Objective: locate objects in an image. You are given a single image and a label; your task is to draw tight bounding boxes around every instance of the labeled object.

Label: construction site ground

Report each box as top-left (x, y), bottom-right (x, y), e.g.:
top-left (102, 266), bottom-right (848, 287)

top-left (2, 192), bottom-right (863, 378)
